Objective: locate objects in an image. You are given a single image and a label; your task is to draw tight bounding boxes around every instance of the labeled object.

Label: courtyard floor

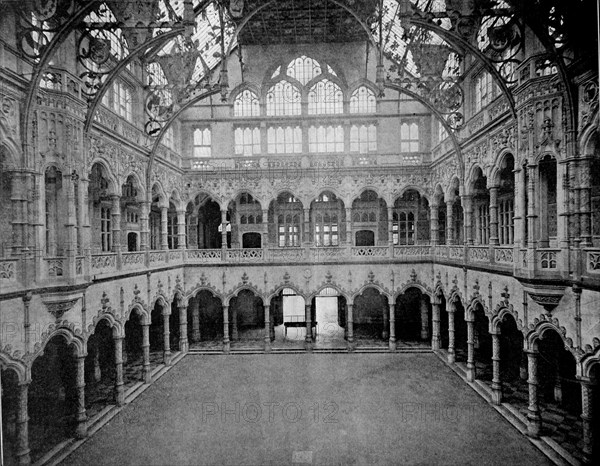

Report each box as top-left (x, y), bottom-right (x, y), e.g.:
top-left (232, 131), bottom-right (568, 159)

top-left (59, 353), bottom-right (551, 466)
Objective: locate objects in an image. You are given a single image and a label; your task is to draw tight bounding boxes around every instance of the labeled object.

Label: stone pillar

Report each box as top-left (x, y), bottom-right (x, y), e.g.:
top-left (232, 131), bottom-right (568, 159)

top-left (382, 301), bottom-right (389, 340)
top-left (179, 305), bottom-right (188, 353)
top-left (345, 207), bottom-right (352, 245)
top-left (111, 194), bottom-right (121, 253)
top-left (489, 187), bottom-right (499, 245)
top-left (176, 210), bottom-right (186, 249)
top-left (389, 303), bottom-right (396, 351)
top-left (553, 358), bottom-right (563, 404)
top-left (346, 303), bottom-right (354, 344)
top-left (526, 164), bottom-right (537, 249)
top-left (160, 206), bottom-right (169, 250)
top-left (140, 201), bottom-right (150, 251)
top-left (261, 208), bottom-right (269, 248)
top-left (15, 382), bottom-right (31, 465)
top-left (387, 206), bottom-right (394, 246)
top-left (579, 161), bottom-right (592, 246)
top-left (303, 208), bottom-right (311, 245)
top-left (466, 319), bottom-right (476, 382)
top-left (264, 304), bottom-right (271, 352)
top-left (447, 304), bottom-right (456, 363)
top-left (114, 336), bottom-right (125, 406)
top-left (163, 311), bottom-right (171, 364)
top-left (305, 304), bottom-right (312, 347)
top-left (514, 166), bottom-right (526, 248)
top-left (223, 305), bottom-right (230, 353)
top-left (142, 323), bottom-right (152, 383)
top-left (526, 349), bottom-right (542, 437)
top-left (231, 306), bottom-right (238, 340)
top-left (430, 203), bottom-right (439, 246)
top-left (93, 340), bottom-right (101, 383)
top-left (192, 302), bottom-right (201, 342)
top-left (491, 331), bottom-right (502, 405)
top-left (446, 201), bottom-right (455, 245)
top-left (580, 378), bottom-right (595, 463)
top-left (431, 301), bottom-right (441, 350)
top-left (420, 298), bottom-right (429, 340)
top-left (462, 194), bottom-right (473, 245)
top-left (520, 352), bottom-right (528, 381)
top-left (220, 209), bottom-right (228, 249)
top-left (75, 355), bottom-right (88, 438)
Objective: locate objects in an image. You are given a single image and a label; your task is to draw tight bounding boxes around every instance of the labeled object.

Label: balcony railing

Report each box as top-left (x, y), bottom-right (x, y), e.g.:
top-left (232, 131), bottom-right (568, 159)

top-left (2, 243), bottom-right (591, 292)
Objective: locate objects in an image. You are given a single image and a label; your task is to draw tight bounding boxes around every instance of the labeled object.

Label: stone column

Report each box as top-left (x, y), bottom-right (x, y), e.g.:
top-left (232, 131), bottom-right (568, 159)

top-left (142, 323), bottom-right (152, 383)
top-left (580, 378), bottom-right (595, 463)
top-left (491, 331), bottom-right (502, 405)
top-left (447, 303), bottom-right (456, 363)
top-left (553, 358), bottom-right (563, 404)
top-left (179, 305), bottom-right (188, 353)
top-left (462, 195), bottom-right (473, 245)
top-left (346, 303), bottom-right (354, 344)
top-left (176, 210), bottom-right (186, 249)
top-left (526, 349), bottom-right (542, 437)
top-left (93, 340), bottom-right (101, 383)
top-left (303, 208), bottom-right (311, 245)
top-left (160, 206), bottom-right (169, 250)
top-left (579, 160), bottom-right (592, 246)
top-left (389, 303), bottom-right (396, 351)
top-left (223, 305), bottom-right (230, 353)
top-left (387, 206), bottom-right (394, 246)
top-left (139, 201), bottom-right (150, 251)
top-left (231, 306), bottom-right (238, 340)
top-left (526, 164), bottom-right (537, 249)
top-left (420, 299), bottom-right (429, 340)
top-left (192, 302), bottom-right (201, 342)
top-left (382, 301), bottom-right (389, 340)
top-left (430, 203), bottom-right (439, 246)
top-left (446, 201), bottom-right (455, 245)
top-left (75, 355), bottom-right (88, 438)
top-left (111, 194), bottom-right (121, 253)
top-left (514, 166), bottom-right (526, 248)
top-left (345, 207), bottom-right (352, 246)
top-left (15, 382), bottom-right (31, 465)
top-left (264, 304), bottom-right (271, 352)
top-left (431, 301), bottom-right (441, 350)
top-left (466, 319), bottom-right (476, 382)
top-left (114, 336), bottom-right (125, 406)
top-left (489, 187), bottom-right (499, 245)
top-left (305, 304), bottom-right (312, 347)
top-left (220, 209), bottom-right (228, 250)
top-left (163, 311), bottom-right (171, 364)
top-left (261, 209), bottom-right (269, 248)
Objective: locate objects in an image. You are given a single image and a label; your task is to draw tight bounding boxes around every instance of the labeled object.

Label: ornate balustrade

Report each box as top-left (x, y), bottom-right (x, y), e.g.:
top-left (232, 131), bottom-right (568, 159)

top-left (91, 254), bottom-right (117, 275)
top-left (0, 243), bottom-right (587, 293)
top-left (586, 249), bottom-right (600, 273)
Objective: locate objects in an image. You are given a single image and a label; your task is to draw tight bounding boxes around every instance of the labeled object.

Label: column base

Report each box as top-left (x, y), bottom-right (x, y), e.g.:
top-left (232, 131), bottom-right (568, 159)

top-left (431, 339), bottom-right (441, 351)
top-left (389, 339), bottom-right (397, 351)
top-left (223, 339), bottom-right (230, 354)
top-left (75, 419), bottom-right (88, 439)
top-left (491, 383), bottom-right (503, 405)
top-left (163, 351), bottom-right (172, 366)
top-left (466, 364), bottom-right (476, 382)
top-left (526, 411), bottom-right (542, 438)
top-left (264, 340), bottom-right (272, 353)
top-left (16, 449), bottom-right (31, 465)
top-left (143, 366), bottom-right (152, 384)
top-left (180, 340), bottom-right (189, 353)
top-left (114, 383), bottom-right (125, 406)
top-left (447, 351), bottom-right (455, 364)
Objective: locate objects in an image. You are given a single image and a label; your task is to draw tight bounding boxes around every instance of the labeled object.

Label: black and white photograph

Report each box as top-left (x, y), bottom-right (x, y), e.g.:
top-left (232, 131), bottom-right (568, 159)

top-left (0, 0), bottom-right (599, 464)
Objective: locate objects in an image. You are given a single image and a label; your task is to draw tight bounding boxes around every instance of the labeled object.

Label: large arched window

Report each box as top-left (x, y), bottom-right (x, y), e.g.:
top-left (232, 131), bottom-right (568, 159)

top-left (308, 79), bottom-right (343, 114)
top-left (350, 86), bottom-right (376, 114)
top-left (266, 81), bottom-right (301, 116)
top-left (393, 190), bottom-right (430, 245)
top-left (234, 89), bottom-right (260, 117)
top-left (286, 55), bottom-right (322, 85)
top-left (312, 192), bottom-right (342, 247)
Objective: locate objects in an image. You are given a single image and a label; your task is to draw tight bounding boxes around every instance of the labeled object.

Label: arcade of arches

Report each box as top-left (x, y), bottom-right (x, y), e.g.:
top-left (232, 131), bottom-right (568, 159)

top-left (1, 1), bottom-right (600, 465)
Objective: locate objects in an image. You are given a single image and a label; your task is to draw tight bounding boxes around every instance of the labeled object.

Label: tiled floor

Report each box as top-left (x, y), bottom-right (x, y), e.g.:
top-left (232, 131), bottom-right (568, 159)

top-left (60, 354), bottom-right (552, 466)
